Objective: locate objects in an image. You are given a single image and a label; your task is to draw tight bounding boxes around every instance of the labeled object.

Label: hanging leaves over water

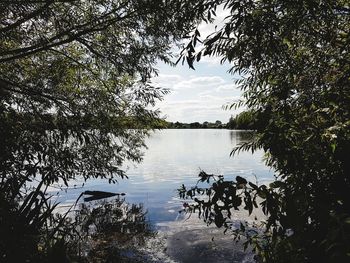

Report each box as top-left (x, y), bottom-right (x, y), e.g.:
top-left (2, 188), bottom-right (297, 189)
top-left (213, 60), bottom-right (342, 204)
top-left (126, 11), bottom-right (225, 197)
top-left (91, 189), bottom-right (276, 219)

top-left (179, 1), bottom-right (350, 262)
top-left (0, 1), bottom-right (207, 261)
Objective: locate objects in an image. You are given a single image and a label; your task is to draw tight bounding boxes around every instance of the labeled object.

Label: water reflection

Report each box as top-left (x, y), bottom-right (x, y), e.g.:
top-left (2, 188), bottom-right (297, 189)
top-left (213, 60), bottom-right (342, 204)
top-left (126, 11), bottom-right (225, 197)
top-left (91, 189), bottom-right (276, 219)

top-left (57, 129), bottom-right (274, 226)
top-left (69, 198), bottom-right (154, 262)
top-left (230, 130), bottom-right (255, 144)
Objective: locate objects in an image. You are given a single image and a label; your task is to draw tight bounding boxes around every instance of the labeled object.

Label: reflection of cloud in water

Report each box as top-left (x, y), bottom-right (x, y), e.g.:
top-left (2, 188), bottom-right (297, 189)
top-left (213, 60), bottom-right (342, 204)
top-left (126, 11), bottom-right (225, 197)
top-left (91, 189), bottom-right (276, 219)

top-left (56, 130), bottom-right (274, 226)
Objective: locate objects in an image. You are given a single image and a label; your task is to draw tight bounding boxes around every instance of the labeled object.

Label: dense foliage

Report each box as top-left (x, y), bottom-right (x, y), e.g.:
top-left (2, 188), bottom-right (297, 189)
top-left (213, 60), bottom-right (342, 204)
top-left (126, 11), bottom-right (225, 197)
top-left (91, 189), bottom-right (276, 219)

top-left (226, 110), bottom-right (257, 130)
top-left (180, 0), bottom-right (350, 262)
top-left (0, 1), bottom-right (205, 261)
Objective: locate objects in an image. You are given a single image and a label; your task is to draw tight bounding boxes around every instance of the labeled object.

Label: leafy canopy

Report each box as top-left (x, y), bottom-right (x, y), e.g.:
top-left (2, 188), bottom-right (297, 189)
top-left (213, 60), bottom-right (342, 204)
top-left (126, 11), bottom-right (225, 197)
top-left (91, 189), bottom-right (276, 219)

top-left (0, 0), bottom-right (206, 261)
top-left (180, 1), bottom-right (350, 262)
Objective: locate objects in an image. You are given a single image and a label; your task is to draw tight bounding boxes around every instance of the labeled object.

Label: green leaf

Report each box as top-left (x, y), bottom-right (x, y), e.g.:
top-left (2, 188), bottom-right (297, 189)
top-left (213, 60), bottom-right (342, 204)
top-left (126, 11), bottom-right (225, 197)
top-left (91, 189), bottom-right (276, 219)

top-left (236, 176), bottom-right (247, 185)
top-left (214, 211), bottom-right (224, 228)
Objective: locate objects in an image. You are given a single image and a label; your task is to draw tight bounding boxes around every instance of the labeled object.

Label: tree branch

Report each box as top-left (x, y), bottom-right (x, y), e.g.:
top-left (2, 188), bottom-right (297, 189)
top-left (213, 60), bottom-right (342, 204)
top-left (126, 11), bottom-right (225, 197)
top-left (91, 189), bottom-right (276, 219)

top-left (0, 1), bottom-right (53, 34)
top-left (0, 5), bottom-right (136, 63)
top-left (0, 77), bottom-right (68, 105)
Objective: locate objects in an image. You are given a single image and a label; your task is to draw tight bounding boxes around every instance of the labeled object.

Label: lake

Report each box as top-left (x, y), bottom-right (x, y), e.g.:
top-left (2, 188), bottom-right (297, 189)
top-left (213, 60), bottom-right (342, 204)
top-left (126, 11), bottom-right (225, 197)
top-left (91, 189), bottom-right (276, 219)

top-left (57, 129), bottom-right (274, 227)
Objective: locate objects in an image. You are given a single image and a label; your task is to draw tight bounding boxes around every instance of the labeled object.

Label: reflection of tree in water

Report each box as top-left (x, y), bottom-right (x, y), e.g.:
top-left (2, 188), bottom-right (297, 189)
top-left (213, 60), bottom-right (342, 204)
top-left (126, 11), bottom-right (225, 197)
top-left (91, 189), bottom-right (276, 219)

top-left (230, 130), bottom-right (255, 145)
top-left (69, 198), bottom-right (154, 262)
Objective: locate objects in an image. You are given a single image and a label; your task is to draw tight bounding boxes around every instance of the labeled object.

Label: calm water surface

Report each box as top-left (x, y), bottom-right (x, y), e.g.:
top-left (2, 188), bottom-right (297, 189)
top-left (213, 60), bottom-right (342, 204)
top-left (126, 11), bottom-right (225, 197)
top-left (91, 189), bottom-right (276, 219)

top-left (58, 129), bottom-right (274, 226)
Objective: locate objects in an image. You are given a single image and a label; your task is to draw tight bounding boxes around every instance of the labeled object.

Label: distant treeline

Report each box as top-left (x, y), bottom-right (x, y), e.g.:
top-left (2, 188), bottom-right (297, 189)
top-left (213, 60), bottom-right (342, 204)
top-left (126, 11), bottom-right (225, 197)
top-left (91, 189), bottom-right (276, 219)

top-left (165, 120), bottom-right (225, 129)
top-left (158, 110), bottom-right (257, 130)
top-left (18, 110), bottom-right (256, 130)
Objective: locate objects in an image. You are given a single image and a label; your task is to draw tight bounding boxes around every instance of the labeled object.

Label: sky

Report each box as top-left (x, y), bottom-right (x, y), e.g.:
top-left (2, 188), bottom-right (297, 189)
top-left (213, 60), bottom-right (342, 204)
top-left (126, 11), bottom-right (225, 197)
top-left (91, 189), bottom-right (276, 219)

top-left (151, 7), bottom-right (244, 124)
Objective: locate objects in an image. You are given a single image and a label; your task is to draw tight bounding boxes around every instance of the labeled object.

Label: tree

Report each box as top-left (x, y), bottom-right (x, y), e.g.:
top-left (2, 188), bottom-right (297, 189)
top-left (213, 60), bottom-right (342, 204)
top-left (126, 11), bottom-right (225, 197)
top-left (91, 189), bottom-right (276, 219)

top-left (180, 1), bottom-right (350, 262)
top-left (227, 110), bottom-right (257, 130)
top-left (0, 1), bottom-right (206, 261)
top-left (190, 122), bottom-right (202, 128)
top-left (214, 120), bottom-right (223, 128)
top-left (226, 115), bottom-right (236, 129)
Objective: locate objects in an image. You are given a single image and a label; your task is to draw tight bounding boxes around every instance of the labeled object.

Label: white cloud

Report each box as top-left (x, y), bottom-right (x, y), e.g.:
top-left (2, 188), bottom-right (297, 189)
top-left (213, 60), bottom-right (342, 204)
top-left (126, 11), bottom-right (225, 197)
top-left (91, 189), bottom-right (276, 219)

top-left (152, 71), bottom-right (242, 122)
top-left (215, 83), bottom-right (239, 92)
top-left (200, 56), bottom-right (224, 66)
top-left (157, 91), bottom-right (242, 123)
top-left (152, 74), bottom-right (182, 90)
top-left (154, 74), bottom-right (182, 83)
top-left (173, 76), bottom-right (225, 90)
top-left (158, 100), bottom-right (202, 108)
top-left (152, 74), bottom-right (227, 91)
top-left (151, 6), bottom-right (244, 123)
top-left (197, 5), bottom-right (231, 39)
